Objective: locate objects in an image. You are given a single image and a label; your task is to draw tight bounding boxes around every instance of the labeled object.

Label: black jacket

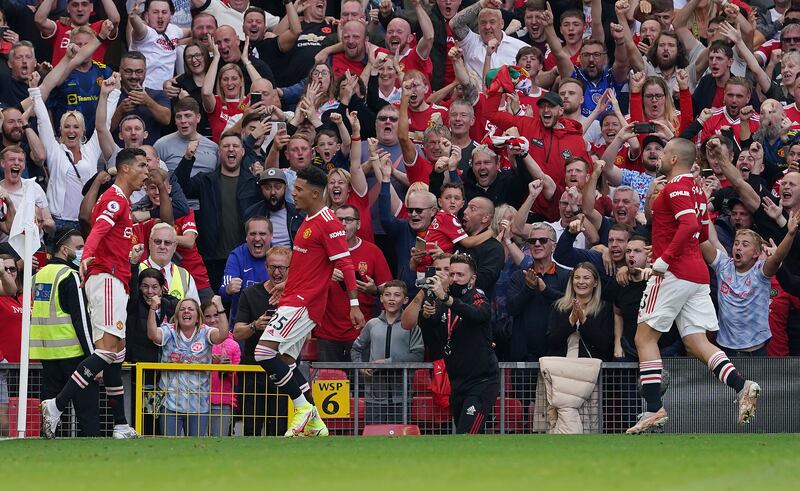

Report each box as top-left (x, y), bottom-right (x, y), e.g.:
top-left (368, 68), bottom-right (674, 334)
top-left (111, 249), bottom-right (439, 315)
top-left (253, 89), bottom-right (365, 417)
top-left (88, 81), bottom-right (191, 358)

top-left (454, 237), bottom-right (505, 298)
top-left (243, 200), bottom-right (305, 246)
top-left (174, 156), bottom-right (260, 259)
top-left (457, 166), bottom-right (530, 209)
top-left (419, 285), bottom-right (499, 392)
top-left (506, 264), bottom-right (570, 361)
top-left (547, 301), bottom-right (614, 361)
top-left (125, 266), bottom-right (179, 363)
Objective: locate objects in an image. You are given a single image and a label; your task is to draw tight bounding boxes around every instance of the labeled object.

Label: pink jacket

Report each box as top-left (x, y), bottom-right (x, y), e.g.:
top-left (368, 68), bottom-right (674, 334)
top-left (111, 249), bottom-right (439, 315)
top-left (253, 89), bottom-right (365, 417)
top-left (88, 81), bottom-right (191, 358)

top-left (210, 333), bottom-right (241, 407)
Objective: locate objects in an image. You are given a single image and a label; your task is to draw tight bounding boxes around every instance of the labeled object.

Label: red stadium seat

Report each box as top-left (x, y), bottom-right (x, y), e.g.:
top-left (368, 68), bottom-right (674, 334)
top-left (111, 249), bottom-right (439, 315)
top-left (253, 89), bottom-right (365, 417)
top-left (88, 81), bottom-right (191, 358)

top-left (313, 368), bottom-right (348, 381)
top-left (492, 397), bottom-right (524, 433)
top-left (7, 397), bottom-right (41, 438)
top-left (412, 369), bottom-right (432, 396)
top-left (411, 396), bottom-right (451, 424)
top-left (362, 424), bottom-right (421, 436)
top-left (300, 337), bottom-right (318, 362)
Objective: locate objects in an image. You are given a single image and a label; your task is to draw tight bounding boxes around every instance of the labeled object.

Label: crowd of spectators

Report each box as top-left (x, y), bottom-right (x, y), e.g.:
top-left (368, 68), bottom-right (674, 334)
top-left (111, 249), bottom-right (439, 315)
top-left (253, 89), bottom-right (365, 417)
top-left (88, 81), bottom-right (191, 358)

top-left (2, 0), bottom-right (800, 434)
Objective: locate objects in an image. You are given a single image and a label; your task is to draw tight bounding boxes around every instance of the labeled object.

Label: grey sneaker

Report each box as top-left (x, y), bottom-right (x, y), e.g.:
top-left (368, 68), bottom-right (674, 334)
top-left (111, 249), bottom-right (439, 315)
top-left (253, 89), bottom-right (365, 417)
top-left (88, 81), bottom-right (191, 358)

top-left (112, 424), bottom-right (140, 439)
top-left (40, 399), bottom-right (62, 439)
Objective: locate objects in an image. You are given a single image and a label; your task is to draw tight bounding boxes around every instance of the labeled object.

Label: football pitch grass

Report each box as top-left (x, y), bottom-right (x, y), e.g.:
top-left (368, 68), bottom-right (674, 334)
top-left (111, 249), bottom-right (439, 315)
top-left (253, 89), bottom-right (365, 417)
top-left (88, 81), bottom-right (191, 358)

top-left (2, 434), bottom-right (798, 490)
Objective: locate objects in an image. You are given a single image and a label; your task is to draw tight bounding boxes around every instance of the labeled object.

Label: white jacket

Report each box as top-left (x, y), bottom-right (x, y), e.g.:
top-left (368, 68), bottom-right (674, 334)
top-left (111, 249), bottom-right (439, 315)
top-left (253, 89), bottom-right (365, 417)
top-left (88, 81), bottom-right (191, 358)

top-left (31, 86), bottom-right (119, 221)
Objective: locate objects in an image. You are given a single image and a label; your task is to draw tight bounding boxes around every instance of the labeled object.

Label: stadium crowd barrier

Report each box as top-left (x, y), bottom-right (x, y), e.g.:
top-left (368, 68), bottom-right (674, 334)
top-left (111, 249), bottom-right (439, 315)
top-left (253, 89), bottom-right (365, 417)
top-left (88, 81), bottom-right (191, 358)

top-left (2, 358), bottom-right (798, 437)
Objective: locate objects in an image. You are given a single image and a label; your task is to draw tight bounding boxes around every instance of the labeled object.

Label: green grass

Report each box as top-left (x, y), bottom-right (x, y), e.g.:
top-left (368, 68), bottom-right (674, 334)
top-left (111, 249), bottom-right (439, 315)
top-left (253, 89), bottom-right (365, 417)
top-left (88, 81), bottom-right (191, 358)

top-left (2, 435), bottom-right (798, 490)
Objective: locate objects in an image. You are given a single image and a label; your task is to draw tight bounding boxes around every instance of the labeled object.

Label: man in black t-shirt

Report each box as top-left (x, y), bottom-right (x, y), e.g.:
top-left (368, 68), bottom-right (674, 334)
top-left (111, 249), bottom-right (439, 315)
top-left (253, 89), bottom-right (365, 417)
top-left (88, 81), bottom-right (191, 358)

top-left (233, 245), bottom-right (313, 436)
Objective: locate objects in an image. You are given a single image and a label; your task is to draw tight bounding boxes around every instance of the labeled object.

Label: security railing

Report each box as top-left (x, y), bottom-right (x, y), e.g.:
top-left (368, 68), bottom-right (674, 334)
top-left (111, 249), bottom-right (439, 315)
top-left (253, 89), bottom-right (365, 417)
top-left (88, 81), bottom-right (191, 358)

top-left (2, 358), bottom-right (795, 437)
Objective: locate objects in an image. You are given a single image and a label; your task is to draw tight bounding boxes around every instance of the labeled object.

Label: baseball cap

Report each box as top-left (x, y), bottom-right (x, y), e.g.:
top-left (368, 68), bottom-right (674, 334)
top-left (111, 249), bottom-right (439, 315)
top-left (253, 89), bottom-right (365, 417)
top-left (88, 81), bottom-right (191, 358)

top-left (536, 91), bottom-right (563, 108)
top-left (642, 135), bottom-right (666, 148)
top-left (258, 168), bottom-right (287, 184)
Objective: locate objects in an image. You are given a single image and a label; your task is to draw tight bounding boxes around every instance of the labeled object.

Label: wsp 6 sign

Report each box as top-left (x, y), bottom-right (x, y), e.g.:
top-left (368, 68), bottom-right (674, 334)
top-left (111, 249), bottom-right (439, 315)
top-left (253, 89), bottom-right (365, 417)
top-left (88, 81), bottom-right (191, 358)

top-left (312, 380), bottom-right (350, 418)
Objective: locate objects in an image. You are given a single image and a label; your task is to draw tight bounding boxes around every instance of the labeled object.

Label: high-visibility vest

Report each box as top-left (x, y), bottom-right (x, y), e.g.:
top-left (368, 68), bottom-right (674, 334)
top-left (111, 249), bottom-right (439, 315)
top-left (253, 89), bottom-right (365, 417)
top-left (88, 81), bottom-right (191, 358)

top-left (30, 263), bottom-right (85, 360)
top-left (140, 262), bottom-right (190, 301)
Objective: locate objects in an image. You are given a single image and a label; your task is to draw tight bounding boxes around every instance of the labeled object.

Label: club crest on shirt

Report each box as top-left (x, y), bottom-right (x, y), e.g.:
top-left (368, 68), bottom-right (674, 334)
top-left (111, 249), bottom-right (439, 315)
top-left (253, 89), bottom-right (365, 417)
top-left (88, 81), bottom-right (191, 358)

top-left (116, 321), bottom-right (124, 331)
top-left (561, 149), bottom-right (572, 160)
top-left (303, 228), bottom-right (312, 239)
top-left (358, 261), bottom-right (368, 275)
top-left (191, 342), bottom-right (203, 353)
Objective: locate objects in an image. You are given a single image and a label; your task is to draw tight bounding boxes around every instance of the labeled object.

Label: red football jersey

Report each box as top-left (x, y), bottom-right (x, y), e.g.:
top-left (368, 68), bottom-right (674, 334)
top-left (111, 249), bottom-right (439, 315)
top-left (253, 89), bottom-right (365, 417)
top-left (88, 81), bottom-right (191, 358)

top-left (785, 103), bottom-right (800, 129)
top-left (84, 185), bottom-right (134, 291)
top-left (399, 46), bottom-right (433, 83)
top-left (49, 20), bottom-right (111, 65)
top-left (396, 102), bottom-right (449, 137)
top-left (700, 108), bottom-right (760, 144)
top-left (281, 207), bottom-right (356, 324)
top-left (425, 210), bottom-right (467, 255)
top-left (346, 191), bottom-right (374, 243)
top-left (651, 174), bottom-right (710, 284)
top-left (332, 53), bottom-right (367, 79)
top-left (318, 239), bottom-right (393, 342)
top-left (443, 24), bottom-right (457, 86)
top-left (405, 152), bottom-right (433, 185)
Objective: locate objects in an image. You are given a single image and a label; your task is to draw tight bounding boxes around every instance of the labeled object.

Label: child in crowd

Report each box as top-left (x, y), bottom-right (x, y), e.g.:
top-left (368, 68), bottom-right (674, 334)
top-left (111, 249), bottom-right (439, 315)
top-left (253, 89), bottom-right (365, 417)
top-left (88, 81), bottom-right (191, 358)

top-left (204, 297), bottom-right (240, 437)
top-left (351, 281), bottom-right (424, 424)
top-left (312, 113), bottom-right (351, 172)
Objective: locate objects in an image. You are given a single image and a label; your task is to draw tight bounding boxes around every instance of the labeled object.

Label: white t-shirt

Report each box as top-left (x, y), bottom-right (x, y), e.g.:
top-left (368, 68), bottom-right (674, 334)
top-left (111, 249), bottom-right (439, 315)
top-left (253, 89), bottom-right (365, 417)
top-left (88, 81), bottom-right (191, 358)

top-left (203, 0), bottom-right (279, 41)
top-left (0, 179), bottom-right (48, 243)
top-left (131, 24), bottom-right (184, 91)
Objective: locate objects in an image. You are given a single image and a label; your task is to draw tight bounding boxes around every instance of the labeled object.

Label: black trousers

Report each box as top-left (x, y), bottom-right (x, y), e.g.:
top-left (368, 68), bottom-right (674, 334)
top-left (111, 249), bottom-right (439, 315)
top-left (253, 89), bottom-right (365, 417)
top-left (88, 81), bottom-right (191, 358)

top-left (40, 358), bottom-right (101, 437)
top-left (450, 380), bottom-right (499, 434)
top-left (130, 368), bottom-right (160, 436)
top-left (240, 372), bottom-right (288, 436)
top-left (316, 339), bottom-right (353, 363)
top-left (204, 258), bottom-right (228, 294)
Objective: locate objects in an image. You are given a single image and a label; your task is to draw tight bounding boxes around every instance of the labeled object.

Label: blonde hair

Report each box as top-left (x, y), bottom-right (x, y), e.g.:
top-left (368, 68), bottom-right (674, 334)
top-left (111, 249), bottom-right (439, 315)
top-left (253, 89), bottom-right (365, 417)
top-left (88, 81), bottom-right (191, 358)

top-left (170, 298), bottom-right (204, 328)
top-left (734, 228), bottom-right (764, 250)
top-left (491, 204), bottom-right (516, 236)
top-left (266, 245), bottom-right (292, 261)
top-left (59, 111), bottom-right (86, 144)
top-left (324, 168), bottom-right (352, 208)
top-left (555, 262), bottom-right (603, 318)
top-left (216, 63), bottom-right (245, 100)
top-left (405, 189), bottom-right (436, 208)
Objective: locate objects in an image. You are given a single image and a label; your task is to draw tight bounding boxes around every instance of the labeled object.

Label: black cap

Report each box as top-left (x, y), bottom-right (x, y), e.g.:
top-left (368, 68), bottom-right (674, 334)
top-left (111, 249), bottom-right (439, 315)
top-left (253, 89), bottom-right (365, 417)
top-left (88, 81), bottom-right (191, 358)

top-left (642, 135), bottom-right (666, 148)
top-left (536, 91), bottom-right (563, 108)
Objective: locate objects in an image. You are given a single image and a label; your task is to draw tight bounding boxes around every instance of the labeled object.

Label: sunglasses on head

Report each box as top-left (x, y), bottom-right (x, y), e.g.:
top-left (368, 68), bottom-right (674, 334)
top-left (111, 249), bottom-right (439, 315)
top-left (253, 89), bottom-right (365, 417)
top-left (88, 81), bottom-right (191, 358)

top-left (526, 237), bottom-right (551, 245)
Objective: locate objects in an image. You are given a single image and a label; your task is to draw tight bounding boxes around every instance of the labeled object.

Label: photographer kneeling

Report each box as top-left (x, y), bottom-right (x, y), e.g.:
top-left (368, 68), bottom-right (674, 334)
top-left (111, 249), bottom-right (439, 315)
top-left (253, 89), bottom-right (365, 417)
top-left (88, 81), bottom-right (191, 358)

top-left (419, 254), bottom-right (499, 434)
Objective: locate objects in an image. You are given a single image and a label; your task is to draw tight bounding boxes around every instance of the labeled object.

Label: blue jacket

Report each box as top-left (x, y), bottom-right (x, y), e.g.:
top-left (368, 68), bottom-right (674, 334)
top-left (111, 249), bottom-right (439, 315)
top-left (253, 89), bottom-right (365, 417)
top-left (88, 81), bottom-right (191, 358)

top-left (378, 182), bottom-right (418, 293)
top-left (219, 243), bottom-right (269, 327)
top-left (554, 229), bottom-right (610, 283)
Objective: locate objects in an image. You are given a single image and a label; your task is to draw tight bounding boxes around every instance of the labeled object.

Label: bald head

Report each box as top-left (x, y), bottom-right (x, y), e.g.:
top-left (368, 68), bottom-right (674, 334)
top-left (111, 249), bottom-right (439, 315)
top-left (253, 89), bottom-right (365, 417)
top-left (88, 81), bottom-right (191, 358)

top-left (463, 197), bottom-right (495, 235)
top-left (215, 25), bottom-right (241, 62)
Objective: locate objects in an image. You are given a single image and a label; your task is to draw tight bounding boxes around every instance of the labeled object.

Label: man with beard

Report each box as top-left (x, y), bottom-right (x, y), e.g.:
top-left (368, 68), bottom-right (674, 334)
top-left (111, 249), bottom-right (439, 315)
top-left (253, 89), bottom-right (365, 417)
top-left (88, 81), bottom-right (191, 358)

top-left (111, 51), bottom-right (172, 145)
top-left (330, 20), bottom-right (369, 79)
top-left (455, 197), bottom-right (504, 297)
top-left (244, 168), bottom-right (304, 246)
top-left (545, 10), bottom-right (629, 116)
top-left (220, 216), bottom-right (272, 327)
top-left (398, 73), bottom-right (449, 144)
top-left (382, 0), bottom-right (434, 82)
top-left (34, 0), bottom-right (120, 64)
top-left (558, 78), bottom-right (602, 144)
top-left (692, 42), bottom-right (760, 119)
top-left (585, 162), bottom-right (649, 242)
top-left (0, 42), bottom-right (39, 108)
top-left (700, 77), bottom-right (761, 143)
top-left (601, 126), bottom-right (662, 207)
top-left (555, 220), bottom-right (633, 285)
top-left (0, 107), bottom-right (46, 185)
top-left (192, 0), bottom-right (278, 41)
top-left (740, 100), bottom-right (793, 173)
top-left (267, 134), bottom-right (313, 205)
top-left (449, 0), bottom-right (530, 79)
top-left (213, 25), bottom-right (275, 90)
top-left (453, 144), bottom-right (541, 209)
top-left (400, 103), bottom-right (452, 186)
top-left (175, 130), bottom-right (260, 290)
top-left (511, 0), bottom-right (548, 54)
top-left (487, 92), bottom-right (592, 195)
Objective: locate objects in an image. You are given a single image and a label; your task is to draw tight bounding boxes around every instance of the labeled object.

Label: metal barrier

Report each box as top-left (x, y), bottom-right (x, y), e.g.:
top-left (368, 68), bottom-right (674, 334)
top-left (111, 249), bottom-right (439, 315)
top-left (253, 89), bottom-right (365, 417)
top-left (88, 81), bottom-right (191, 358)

top-left (0, 363), bottom-right (131, 437)
top-left (2, 358), bottom-right (797, 436)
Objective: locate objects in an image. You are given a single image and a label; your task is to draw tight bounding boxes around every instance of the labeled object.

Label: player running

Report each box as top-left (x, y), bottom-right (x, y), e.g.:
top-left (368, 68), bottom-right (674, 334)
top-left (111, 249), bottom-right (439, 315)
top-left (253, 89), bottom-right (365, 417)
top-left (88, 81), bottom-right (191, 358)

top-left (40, 148), bottom-right (150, 439)
top-left (254, 166), bottom-right (365, 437)
top-left (627, 138), bottom-right (761, 434)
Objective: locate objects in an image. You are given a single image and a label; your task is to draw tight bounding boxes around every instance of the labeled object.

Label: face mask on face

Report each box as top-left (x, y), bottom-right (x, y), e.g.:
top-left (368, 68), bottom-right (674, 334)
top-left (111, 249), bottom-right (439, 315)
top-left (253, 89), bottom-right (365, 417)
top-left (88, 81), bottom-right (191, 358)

top-left (70, 247), bottom-right (83, 267)
top-left (448, 282), bottom-right (470, 298)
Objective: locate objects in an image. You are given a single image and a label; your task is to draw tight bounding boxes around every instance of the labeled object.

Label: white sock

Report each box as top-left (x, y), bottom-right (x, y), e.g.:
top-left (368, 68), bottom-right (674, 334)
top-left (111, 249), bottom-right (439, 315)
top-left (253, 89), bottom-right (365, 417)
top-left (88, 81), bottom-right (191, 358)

top-left (48, 399), bottom-right (62, 417)
top-left (292, 395), bottom-right (308, 407)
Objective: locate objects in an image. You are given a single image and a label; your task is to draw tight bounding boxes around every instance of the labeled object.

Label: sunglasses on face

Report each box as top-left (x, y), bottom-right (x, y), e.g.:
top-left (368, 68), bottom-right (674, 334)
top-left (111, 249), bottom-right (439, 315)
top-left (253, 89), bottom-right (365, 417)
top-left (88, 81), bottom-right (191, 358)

top-left (377, 115), bottom-right (399, 122)
top-left (526, 237), bottom-right (552, 245)
top-left (407, 207), bottom-right (430, 215)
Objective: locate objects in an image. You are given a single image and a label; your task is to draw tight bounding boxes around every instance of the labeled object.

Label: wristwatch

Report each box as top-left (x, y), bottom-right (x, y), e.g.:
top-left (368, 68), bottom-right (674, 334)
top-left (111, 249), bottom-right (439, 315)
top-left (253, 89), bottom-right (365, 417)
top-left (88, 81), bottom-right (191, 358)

top-left (440, 293), bottom-right (451, 304)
